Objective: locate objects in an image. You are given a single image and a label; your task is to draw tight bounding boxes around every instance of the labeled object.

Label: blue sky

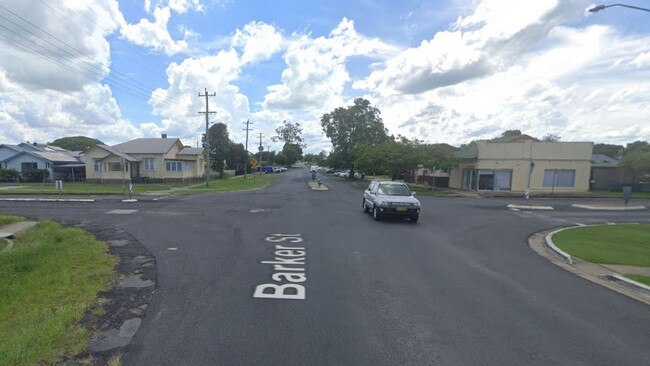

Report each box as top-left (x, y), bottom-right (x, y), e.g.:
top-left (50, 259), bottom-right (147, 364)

top-left (1, 0), bottom-right (650, 153)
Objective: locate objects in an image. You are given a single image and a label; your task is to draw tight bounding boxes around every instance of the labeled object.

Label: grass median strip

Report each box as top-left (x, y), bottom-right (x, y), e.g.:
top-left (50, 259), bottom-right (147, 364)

top-left (177, 173), bottom-right (280, 194)
top-left (624, 274), bottom-right (650, 287)
top-left (0, 221), bottom-right (118, 365)
top-left (0, 215), bottom-right (24, 226)
top-left (0, 181), bottom-right (197, 195)
top-left (553, 224), bottom-right (650, 267)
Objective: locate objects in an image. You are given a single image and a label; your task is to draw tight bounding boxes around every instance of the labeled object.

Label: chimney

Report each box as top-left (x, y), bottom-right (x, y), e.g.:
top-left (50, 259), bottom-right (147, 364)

top-left (161, 133), bottom-right (167, 138)
top-left (33, 142), bottom-right (37, 146)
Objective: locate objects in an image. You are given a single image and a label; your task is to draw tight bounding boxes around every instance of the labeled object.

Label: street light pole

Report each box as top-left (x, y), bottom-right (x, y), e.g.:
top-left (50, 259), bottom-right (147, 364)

top-left (588, 3), bottom-right (650, 13)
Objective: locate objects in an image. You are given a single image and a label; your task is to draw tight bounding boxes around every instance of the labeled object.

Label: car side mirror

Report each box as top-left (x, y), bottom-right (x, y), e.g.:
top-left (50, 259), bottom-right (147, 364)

top-left (412, 192), bottom-right (417, 196)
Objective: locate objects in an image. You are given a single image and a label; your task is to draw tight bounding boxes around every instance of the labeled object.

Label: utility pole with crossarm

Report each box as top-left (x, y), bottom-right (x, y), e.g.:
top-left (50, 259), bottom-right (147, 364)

top-left (199, 88), bottom-right (216, 187)
top-left (243, 119), bottom-right (253, 179)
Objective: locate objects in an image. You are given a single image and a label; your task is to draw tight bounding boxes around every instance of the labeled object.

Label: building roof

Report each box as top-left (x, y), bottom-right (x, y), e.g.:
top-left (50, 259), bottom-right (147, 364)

top-left (177, 147), bottom-right (204, 155)
top-left (36, 151), bottom-right (81, 163)
top-left (592, 153), bottom-right (620, 166)
top-left (113, 138), bottom-right (179, 154)
top-left (96, 144), bottom-right (140, 162)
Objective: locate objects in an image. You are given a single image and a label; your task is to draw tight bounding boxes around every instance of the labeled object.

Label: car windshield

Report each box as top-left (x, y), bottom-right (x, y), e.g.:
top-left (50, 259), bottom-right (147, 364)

top-left (377, 184), bottom-right (411, 196)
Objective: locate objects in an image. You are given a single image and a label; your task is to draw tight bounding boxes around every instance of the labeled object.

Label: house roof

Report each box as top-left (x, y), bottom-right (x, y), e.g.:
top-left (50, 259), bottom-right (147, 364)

top-left (592, 153), bottom-right (620, 165)
top-left (177, 147), bottom-right (204, 155)
top-left (36, 151), bottom-right (81, 163)
top-left (96, 144), bottom-right (140, 162)
top-left (113, 138), bottom-right (180, 154)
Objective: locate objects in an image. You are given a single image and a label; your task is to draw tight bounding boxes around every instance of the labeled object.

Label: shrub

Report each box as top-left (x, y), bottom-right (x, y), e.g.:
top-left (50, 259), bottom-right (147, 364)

top-left (22, 169), bottom-right (50, 182)
top-left (0, 168), bottom-right (19, 180)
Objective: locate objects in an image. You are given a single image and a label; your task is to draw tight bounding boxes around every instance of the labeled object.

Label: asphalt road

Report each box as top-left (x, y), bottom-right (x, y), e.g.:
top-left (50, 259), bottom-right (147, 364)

top-left (2, 168), bottom-right (650, 365)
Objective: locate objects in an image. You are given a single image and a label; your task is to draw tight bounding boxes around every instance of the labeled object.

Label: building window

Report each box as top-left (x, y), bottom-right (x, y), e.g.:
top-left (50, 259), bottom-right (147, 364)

top-left (166, 161), bottom-right (183, 171)
top-left (543, 169), bottom-right (575, 187)
top-left (143, 158), bottom-right (155, 171)
top-left (108, 162), bottom-right (123, 172)
top-left (94, 159), bottom-right (102, 172)
top-left (477, 169), bottom-right (512, 191)
top-left (21, 162), bottom-right (37, 173)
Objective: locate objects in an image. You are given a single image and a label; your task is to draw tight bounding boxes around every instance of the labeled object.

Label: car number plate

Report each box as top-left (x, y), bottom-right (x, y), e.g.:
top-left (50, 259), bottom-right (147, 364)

top-left (396, 207), bottom-right (407, 212)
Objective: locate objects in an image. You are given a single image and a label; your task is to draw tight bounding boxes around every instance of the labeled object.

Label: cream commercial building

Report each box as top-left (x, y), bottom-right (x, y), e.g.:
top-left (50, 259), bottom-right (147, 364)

top-left (83, 136), bottom-right (204, 182)
top-left (449, 135), bottom-right (593, 193)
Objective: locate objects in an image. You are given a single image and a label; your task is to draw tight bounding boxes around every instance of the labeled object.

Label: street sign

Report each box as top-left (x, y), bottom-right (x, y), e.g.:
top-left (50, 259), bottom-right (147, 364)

top-left (251, 159), bottom-right (258, 168)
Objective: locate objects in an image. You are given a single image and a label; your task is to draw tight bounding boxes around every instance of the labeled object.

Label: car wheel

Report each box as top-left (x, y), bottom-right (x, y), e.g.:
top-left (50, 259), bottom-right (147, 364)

top-left (373, 207), bottom-right (381, 221)
top-left (410, 215), bottom-right (419, 223)
top-left (362, 199), bottom-right (369, 213)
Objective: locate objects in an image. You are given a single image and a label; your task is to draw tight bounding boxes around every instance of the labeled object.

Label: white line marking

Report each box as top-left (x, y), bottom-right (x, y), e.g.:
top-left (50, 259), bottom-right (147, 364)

top-left (106, 209), bottom-right (138, 214)
top-left (574, 223), bottom-right (586, 226)
top-left (167, 247), bottom-right (178, 251)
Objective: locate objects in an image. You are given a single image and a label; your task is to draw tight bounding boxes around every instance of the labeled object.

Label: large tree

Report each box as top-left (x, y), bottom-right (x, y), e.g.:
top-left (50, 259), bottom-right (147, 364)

top-left (321, 98), bottom-right (390, 178)
top-left (620, 141), bottom-right (650, 182)
top-left (204, 123), bottom-right (231, 174)
top-left (50, 136), bottom-right (103, 151)
top-left (281, 143), bottom-right (303, 166)
top-left (272, 120), bottom-right (304, 146)
top-left (593, 143), bottom-right (624, 158)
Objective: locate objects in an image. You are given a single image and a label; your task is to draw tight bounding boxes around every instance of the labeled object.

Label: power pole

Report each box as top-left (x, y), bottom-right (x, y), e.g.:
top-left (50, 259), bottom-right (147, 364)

top-left (258, 132), bottom-right (264, 168)
top-left (199, 88), bottom-right (216, 187)
top-left (242, 119), bottom-right (253, 179)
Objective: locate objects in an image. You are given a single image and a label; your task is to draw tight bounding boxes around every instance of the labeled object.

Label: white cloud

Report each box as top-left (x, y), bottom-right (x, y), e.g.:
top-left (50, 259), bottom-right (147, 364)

top-left (120, 7), bottom-right (189, 55)
top-left (145, 0), bottom-right (204, 14)
top-left (263, 18), bottom-right (399, 112)
top-left (232, 21), bottom-right (283, 65)
top-left (355, 0), bottom-right (585, 95)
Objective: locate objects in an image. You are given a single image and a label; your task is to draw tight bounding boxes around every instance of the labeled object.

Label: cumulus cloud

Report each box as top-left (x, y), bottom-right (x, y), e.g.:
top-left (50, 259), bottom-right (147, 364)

top-left (120, 7), bottom-right (190, 55)
top-left (145, 0), bottom-right (204, 14)
top-left (231, 21), bottom-right (283, 65)
top-left (355, 0), bottom-right (585, 95)
top-left (263, 18), bottom-right (399, 111)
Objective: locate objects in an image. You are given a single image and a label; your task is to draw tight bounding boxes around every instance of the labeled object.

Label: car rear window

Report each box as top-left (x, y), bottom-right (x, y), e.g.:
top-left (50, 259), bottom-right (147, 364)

top-left (377, 184), bottom-right (411, 196)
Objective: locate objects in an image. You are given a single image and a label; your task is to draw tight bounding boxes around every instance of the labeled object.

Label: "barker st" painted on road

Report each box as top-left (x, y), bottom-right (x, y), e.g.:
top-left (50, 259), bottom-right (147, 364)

top-left (253, 233), bottom-right (306, 300)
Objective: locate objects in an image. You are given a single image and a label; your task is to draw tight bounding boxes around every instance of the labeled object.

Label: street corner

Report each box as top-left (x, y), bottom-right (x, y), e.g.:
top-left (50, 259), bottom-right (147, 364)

top-left (528, 224), bottom-right (650, 306)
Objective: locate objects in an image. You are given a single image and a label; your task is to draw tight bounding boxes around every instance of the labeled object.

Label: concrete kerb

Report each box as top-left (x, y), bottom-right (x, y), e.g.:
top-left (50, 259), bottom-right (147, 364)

top-left (507, 203), bottom-right (554, 210)
top-left (545, 227), bottom-right (574, 264)
top-left (530, 223), bottom-right (650, 305)
top-left (571, 203), bottom-right (646, 211)
top-left (0, 197), bottom-right (95, 203)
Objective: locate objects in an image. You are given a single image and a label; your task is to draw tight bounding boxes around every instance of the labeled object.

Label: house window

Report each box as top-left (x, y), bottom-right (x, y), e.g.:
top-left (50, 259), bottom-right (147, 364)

top-left (166, 161), bottom-right (183, 171)
top-left (108, 162), bottom-right (123, 172)
top-left (21, 162), bottom-right (37, 173)
top-left (143, 158), bottom-right (155, 171)
top-left (94, 159), bottom-right (102, 172)
top-left (543, 169), bottom-right (575, 187)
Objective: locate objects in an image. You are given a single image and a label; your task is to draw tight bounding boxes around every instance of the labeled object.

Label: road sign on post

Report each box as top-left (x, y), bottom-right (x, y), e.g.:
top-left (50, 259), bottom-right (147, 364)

top-left (129, 181), bottom-right (134, 200)
top-left (55, 180), bottom-right (63, 196)
top-left (251, 158), bottom-right (258, 168)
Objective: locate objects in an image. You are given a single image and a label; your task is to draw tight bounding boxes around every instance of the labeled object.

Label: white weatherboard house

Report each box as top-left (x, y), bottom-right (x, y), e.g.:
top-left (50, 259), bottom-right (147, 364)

top-left (0, 143), bottom-right (85, 181)
top-left (82, 136), bottom-right (204, 182)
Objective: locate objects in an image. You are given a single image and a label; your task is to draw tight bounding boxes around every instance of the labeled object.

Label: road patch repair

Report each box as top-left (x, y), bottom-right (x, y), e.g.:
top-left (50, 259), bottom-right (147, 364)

top-left (529, 223), bottom-right (650, 305)
top-left (254, 233), bottom-right (307, 300)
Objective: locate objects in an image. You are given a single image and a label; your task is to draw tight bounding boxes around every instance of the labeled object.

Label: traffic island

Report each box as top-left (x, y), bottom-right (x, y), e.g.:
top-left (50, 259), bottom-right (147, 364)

top-left (571, 203), bottom-right (646, 211)
top-left (308, 180), bottom-right (328, 191)
top-left (529, 223), bottom-right (650, 305)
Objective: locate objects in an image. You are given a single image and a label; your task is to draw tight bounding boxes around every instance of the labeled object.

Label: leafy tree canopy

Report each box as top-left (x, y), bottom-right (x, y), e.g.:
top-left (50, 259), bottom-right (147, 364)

top-left (620, 141), bottom-right (650, 182)
top-left (272, 121), bottom-right (304, 146)
top-left (50, 136), bottom-right (103, 151)
top-left (593, 143), bottom-right (624, 158)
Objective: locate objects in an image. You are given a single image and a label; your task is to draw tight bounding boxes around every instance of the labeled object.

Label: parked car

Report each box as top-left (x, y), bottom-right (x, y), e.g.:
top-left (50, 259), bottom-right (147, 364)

top-left (338, 170), bottom-right (360, 179)
top-left (261, 165), bottom-right (274, 174)
top-left (310, 165), bottom-right (318, 173)
top-left (362, 180), bottom-right (421, 222)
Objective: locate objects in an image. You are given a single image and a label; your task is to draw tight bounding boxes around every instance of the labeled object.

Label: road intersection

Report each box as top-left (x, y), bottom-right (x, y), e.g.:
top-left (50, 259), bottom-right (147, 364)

top-left (1, 168), bottom-right (649, 365)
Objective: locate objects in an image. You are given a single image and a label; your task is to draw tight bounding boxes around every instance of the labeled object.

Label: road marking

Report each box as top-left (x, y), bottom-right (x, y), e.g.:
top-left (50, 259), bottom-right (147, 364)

top-left (167, 247), bottom-right (178, 251)
top-left (574, 222), bottom-right (586, 226)
top-left (509, 208), bottom-right (520, 211)
top-left (153, 196), bottom-right (171, 201)
top-left (250, 208), bottom-right (268, 213)
top-left (106, 209), bottom-right (138, 214)
top-left (253, 233), bottom-right (306, 300)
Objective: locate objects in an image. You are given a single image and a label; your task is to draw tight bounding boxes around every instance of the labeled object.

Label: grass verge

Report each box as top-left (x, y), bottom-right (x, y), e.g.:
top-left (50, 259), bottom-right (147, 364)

top-left (0, 221), bottom-right (117, 365)
top-left (177, 173), bottom-right (280, 194)
top-left (590, 190), bottom-right (650, 199)
top-left (624, 274), bottom-right (650, 287)
top-left (0, 181), bottom-right (198, 195)
top-left (0, 238), bottom-right (7, 250)
top-left (0, 215), bottom-right (24, 226)
top-left (553, 224), bottom-right (650, 267)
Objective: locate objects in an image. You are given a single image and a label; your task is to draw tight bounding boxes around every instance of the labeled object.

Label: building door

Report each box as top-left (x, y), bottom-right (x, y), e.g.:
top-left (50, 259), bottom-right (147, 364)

top-left (462, 169), bottom-right (475, 190)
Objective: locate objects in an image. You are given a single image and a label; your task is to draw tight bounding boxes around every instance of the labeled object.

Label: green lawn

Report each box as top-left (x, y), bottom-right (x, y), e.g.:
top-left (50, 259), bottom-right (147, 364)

top-left (591, 190), bottom-right (650, 199)
top-left (553, 224), bottom-right (650, 267)
top-left (624, 274), bottom-right (650, 287)
top-left (177, 173), bottom-right (280, 194)
top-left (0, 238), bottom-right (7, 251)
top-left (0, 181), bottom-right (198, 195)
top-left (0, 215), bottom-right (24, 226)
top-left (0, 221), bottom-right (117, 365)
